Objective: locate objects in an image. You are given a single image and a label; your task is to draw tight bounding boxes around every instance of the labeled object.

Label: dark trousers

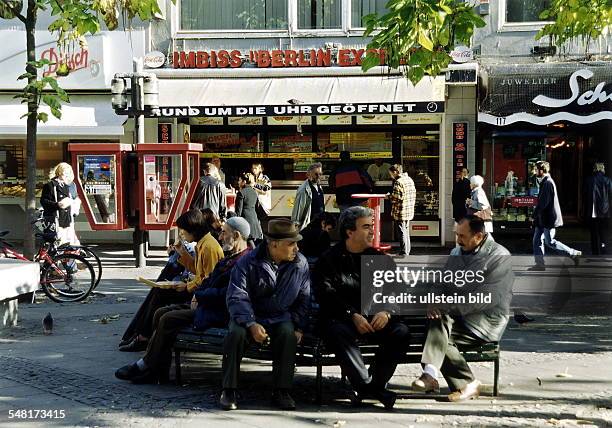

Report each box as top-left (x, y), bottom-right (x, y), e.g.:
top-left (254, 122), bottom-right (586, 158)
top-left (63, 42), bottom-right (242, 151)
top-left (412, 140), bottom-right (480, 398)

top-left (590, 218), bottom-right (609, 255)
top-left (324, 319), bottom-right (411, 390)
top-left (142, 304), bottom-right (193, 376)
top-left (394, 220), bottom-right (411, 255)
top-left (421, 314), bottom-right (485, 392)
top-left (222, 320), bottom-right (297, 390)
top-left (122, 288), bottom-right (191, 342)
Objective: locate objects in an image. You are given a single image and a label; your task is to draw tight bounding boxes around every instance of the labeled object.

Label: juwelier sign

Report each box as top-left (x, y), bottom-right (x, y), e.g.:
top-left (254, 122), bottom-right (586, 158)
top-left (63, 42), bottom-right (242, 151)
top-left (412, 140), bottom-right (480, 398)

top-left (479, 63), bottom-right (612, 126)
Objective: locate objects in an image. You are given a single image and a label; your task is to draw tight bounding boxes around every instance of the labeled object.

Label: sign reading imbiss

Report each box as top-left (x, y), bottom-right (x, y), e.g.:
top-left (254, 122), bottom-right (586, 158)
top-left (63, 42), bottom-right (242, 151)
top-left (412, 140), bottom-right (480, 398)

top-left (172, 48), bottom-right (386, 69)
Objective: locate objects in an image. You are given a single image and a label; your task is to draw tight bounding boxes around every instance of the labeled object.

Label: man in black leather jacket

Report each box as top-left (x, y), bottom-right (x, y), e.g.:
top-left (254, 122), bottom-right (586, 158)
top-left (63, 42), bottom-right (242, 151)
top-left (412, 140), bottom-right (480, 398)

top-left (586, 163), bottom-right (612, 254)
top-left (313, 206), bottom-right (410, 409)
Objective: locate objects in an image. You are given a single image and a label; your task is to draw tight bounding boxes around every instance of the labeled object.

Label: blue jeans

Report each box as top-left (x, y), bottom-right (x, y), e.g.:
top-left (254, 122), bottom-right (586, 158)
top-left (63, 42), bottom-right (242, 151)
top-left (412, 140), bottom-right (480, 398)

top-left (533, 227), bottom-right (578, 266)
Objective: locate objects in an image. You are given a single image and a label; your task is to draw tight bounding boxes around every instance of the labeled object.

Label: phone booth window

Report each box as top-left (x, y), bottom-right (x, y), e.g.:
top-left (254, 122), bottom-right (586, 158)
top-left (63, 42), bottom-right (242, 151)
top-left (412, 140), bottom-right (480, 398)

top-left (143, 155), bottom-right (182, 225)
top-left (77, 155), bottom-right (118, 224)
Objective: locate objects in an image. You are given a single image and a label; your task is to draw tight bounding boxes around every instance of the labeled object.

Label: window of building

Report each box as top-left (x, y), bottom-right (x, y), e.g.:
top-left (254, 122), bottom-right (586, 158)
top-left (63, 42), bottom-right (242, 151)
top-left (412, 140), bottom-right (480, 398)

top-left (298, 0), bottom-right (341, 29)
top-left (180, 0), bottom-right (288, 30)
top-left (192, 132), bottom-right (263, 153)
top-left (505, 0), bottom-right (550, 23)
top-left (351, 0), bottom-right (387, 28)
top-left (401, 133), bottom-right (440, 218)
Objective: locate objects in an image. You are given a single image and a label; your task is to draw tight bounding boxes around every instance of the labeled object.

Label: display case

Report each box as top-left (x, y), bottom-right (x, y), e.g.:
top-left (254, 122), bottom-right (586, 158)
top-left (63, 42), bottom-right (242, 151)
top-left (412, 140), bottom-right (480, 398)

top-left (68, 143), bottom-right (133, 230)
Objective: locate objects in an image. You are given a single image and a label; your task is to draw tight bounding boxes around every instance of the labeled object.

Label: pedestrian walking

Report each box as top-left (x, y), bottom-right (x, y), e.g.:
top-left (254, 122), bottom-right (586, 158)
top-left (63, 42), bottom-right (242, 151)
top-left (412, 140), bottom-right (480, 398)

top-left (40, 162), bottom-right (80, 246)
top-left (235, 172), bottom-right (263, 243)
top-left (190, 163), bottom-right (227, 221)
top-left (291, 162), bottom-right (324, 230)
top-left (529, 161), bottom-right (581, 270)
top-left (386, 164), bottom-right (416, 256)
top-left (211, 156), bottom-right (226, 185)
top-left (585, 162), bottom-right (612, 255)
top-left (466, 175), bottom-right (493, 234)
top-left (251, 163), bottom-right (272, 215)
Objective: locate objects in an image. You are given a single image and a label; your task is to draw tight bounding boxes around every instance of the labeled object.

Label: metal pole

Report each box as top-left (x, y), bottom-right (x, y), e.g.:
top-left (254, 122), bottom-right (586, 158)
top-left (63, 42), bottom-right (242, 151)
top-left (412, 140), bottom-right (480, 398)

top-left (133, 58), bottom-right (146, 268)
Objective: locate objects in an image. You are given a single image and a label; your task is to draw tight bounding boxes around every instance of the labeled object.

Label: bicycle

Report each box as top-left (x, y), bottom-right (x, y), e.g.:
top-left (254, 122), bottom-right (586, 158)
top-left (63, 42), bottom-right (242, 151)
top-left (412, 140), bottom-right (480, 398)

top-left (0, 216), bottom-right (96, 303)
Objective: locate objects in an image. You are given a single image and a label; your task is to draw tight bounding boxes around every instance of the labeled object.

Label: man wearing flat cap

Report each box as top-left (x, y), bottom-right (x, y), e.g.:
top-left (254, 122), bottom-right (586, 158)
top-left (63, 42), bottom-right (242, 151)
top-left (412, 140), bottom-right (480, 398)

top-left (221, 218), bottom-right (311, 411)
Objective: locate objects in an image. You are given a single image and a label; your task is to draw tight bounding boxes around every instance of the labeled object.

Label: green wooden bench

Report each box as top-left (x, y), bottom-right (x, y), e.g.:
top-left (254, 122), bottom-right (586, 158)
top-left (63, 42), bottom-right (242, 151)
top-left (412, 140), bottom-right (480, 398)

top-left (173, 317), bottom-right (500, 403)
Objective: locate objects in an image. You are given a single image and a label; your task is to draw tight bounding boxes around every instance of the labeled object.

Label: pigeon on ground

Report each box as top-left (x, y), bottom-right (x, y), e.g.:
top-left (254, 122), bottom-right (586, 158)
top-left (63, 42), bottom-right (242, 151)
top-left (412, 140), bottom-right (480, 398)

top-left (43, 312), bottom-right (53, 335)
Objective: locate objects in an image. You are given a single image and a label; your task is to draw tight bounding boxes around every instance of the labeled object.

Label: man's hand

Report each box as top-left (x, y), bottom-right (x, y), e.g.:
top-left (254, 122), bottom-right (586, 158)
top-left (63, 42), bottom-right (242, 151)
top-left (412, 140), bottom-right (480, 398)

top-left (295, 330), bottom-right (303, 344)
top-left (190, 295), bottom-right (198, 311)
top-left (427, 308), bottom-right (443, 319)
top-left (174, 241), bottom-right (188, 257)
top-left (352, 313), bottom-right (375, 335)
top-left (371, 311), bottom-right (390, 331)
top-left (248, 323), bottom-right (268, 344)
top-left (57, 197), bottom-right (72, 209)
top-left (174, 282), bottom-right (187, 292)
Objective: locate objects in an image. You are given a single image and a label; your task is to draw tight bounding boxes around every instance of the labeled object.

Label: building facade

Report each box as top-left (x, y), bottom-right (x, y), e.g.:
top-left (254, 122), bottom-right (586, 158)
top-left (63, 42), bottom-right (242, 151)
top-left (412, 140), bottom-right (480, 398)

top-left (136, 0), bottom-right (479, 246)
top-left (472, 0), bottom-right (612, 234)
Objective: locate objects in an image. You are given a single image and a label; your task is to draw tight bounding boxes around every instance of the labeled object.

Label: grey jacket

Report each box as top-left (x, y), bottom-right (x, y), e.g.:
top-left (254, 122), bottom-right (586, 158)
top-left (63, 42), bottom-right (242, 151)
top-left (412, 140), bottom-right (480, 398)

top-left (291, 180), bottom-right (323, 230)
top-left (235, 185), bottom-right (263, 240)
top-left (442, 235), bottom-right (513, 342)
top-left (191, 175), bottom-right (227, 220)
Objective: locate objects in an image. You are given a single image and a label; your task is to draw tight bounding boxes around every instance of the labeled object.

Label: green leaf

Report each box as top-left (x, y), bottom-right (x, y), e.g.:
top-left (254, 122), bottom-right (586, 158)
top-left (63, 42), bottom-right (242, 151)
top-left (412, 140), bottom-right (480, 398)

top-left (408, 67), bottom-right (425, 85)
top-left (361, 52), bottom-right (382, 72)
top-left (37, 112), bottom-right (49, 123)
top-left (418, 28), bottom-right (434, 51)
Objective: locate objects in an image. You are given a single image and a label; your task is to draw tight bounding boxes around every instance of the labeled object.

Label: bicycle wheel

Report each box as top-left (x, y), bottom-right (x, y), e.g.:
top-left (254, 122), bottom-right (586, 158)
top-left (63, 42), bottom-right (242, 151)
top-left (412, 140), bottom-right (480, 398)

top-left (57, 244), bottom-right (103, 289)
top-left (40, 253), bottom-right (96, 303)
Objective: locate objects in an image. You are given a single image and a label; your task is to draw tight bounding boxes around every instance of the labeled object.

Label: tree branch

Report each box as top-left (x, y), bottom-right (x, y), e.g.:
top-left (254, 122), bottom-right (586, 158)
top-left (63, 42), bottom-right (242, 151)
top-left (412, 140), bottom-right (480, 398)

top-left (0, 0), bottom-right (27, 23)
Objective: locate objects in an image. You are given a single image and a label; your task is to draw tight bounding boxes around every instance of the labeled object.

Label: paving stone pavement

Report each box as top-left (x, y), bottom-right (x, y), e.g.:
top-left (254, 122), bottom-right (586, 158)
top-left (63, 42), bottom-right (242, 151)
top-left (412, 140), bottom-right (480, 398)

top-left (0, 248), bottom-right (610, 427)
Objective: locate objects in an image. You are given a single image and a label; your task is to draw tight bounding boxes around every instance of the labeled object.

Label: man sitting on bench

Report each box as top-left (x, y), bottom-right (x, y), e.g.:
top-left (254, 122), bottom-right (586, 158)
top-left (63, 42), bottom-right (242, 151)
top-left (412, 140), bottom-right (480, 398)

top-left (411, 215), bottom-right (513, 401)
top-left (221, 218), bottom-right (311, 411)
top-left (314, 206), bottom-right (410, 409)
top-left (114, 217), bottom-right (252, 384)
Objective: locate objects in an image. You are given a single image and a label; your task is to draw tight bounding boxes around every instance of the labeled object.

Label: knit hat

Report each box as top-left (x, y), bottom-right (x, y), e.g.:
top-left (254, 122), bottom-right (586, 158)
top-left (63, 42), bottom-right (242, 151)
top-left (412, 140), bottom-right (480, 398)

top-left (226, 216), bottom-right (250, 239)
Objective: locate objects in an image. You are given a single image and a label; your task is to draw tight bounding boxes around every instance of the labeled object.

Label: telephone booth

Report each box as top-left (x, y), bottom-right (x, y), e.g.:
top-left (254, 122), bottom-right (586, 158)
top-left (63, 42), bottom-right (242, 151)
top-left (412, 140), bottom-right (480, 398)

top-left (68, 143), bottom-right (132, 230)
top-left (135, 143), bottom-right (202, 230)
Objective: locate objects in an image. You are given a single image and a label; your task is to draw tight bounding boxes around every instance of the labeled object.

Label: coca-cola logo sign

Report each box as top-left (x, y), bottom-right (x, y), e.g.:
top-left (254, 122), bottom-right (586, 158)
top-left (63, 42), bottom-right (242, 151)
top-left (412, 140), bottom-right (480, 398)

top-left (450, 46), bottom-right (473, 63)
top-left (144, 51), bottom-right (166, 69)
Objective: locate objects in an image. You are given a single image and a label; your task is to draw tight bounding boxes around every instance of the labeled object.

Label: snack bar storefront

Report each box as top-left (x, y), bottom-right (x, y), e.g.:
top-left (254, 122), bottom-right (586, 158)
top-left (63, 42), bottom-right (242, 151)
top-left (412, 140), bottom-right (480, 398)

top-left (478, 62), bottom-right (612, 233)
top-left (151, 67), bottom-right (449, 243)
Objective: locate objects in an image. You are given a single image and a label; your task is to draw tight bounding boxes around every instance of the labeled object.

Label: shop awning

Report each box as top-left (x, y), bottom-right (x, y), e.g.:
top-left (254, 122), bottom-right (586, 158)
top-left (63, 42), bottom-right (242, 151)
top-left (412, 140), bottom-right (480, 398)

top-left (0, 94), bottom-right (125, 138)
top-left (156, 74), bottom-right (445, 117)
top-left (479, 62), bottom-right (612, 126)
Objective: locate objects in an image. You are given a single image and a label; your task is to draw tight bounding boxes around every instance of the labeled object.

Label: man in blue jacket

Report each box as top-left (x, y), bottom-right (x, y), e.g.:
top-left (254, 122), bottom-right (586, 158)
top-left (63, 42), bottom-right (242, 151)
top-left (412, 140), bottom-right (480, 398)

top-left (114, 217), bottom-right (251, 384)
top-left (221, 218), bottom-right (310, 411)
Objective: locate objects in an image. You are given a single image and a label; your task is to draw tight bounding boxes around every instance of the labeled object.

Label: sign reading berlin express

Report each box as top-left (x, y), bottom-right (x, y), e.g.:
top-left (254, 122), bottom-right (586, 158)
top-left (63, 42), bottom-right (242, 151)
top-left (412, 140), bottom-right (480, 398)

top-left (453, 122), bottom-right (468, 180)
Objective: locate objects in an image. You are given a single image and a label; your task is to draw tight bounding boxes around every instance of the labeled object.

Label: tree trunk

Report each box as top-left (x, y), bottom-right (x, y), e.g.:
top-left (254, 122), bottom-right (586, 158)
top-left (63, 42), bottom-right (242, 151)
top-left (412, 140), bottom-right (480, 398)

top-left (23, 0), bottom-right (37, 258)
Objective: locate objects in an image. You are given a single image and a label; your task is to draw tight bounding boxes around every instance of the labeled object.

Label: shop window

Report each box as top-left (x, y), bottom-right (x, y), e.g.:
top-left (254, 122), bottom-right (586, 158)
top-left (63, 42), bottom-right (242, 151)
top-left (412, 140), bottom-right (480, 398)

top-left (351, 0), bottom-right (387, 28)
top-left (401, 134), bottom-right (439, 218)
top-left (298, 0), bottom-right (341, 29)
top-left (180, 0), bottom-right (288, 30)
top-left (505, 0), bottom-right (550, 23)
top-left (269, 132), bottom-right (313, 152)
top-left (317, 131), bottom-right (392, 153)
top-left (192, 132), bottom-right (263, 153)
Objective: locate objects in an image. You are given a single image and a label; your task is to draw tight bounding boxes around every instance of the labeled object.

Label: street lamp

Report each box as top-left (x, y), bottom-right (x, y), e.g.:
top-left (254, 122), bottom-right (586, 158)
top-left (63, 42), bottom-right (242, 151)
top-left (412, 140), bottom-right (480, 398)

top-left (111, 59), bottom-right (160, 267)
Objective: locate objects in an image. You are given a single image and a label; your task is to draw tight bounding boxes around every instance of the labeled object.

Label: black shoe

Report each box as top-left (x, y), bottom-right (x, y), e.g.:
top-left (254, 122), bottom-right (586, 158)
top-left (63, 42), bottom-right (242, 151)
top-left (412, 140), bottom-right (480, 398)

top-left (571, 251), bottom-right (582, 266)
top-left (118, 335), bottom-right (135, 347)
top-left (271, 389), bottom-right (296, 410)
top-left (220, 389), bottom-right (238, 411)
top-left (527, 265), bottom-right (546, 271)
top-left (119, 338), bottom-right (148, 352)
top-left (513, 311), bottom-right (534, 324)
top-left (357, 384), bottom-right (397, 410)
top-left (131, 369), bottom-right (160, 385)
top-left (115, 363), bottom-right (142, 381)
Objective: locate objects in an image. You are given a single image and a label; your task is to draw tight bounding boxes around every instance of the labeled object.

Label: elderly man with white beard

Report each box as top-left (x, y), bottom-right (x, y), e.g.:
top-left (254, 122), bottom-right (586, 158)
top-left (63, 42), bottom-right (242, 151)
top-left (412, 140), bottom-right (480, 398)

top-left (115, 217), bottom-right (252, 384)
